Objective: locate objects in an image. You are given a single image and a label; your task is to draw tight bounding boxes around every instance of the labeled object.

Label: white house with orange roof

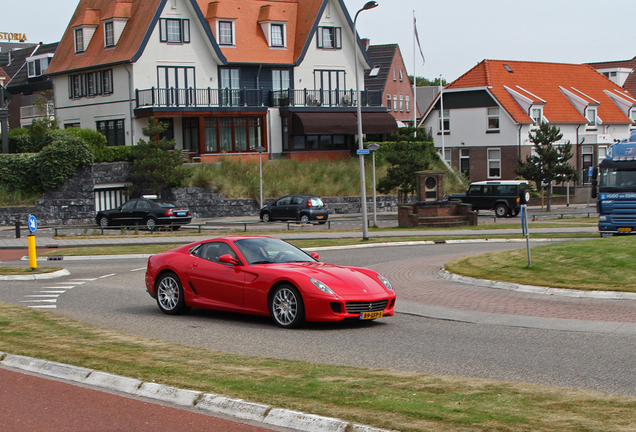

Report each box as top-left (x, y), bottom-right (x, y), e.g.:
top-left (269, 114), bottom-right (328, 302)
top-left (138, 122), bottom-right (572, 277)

top-left (46, 0), bottom-right (396, 163)
top-left (418, 60), bottom-right (636, 184)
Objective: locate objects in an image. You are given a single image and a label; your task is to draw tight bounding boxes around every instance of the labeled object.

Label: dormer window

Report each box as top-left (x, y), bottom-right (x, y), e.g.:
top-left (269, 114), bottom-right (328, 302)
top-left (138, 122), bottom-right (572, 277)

top-left (27, 55), bottom-right (53, 78)
top-left (218, 20), bottom-right (234, 45)
top-left (586, 107), bottom-right (597, 127)
top-left (104, 21), bottom-right (115, 47)
top-left (270, 24), bottom-right (284, 47)
top-left (160, 18), bottom-right (190, 44)
top-left (531, 107), bottom-right (543, 126)
top-left (630, 108), bottom-right (636, 124)
top-left (75, 28), bottom-right (85, 53)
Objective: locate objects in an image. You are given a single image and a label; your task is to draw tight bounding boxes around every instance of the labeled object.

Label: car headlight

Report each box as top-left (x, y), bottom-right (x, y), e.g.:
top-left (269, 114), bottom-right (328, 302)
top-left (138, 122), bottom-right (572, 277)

top-left (310, 277), bottom-right (335, 295)
top-left (599, 216), bottom-right (607, 221)
top-left (377, 274), bottom-right (393, 291)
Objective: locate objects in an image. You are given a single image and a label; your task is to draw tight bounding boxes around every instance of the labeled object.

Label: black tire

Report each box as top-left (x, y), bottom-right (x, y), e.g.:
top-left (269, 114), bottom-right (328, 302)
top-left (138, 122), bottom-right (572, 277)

top-left (155, 272), bottom-right (189, 315)
top-left (318, 221), bottom-right (327, 225)
top-left (146, 217), bottom-right (157, 230)
top-left (98, 216), bottom-right (109, 228)
top-left (520, 190), bottom-right (531, 205)
top-left (270, 285), bottom-right (305, 328)
top-left (494, 204), bottom-right (508, 218)
top-left (512, 208), bottom-right (520, 217)
top-left (299, 215), bottom-right (309, 224)
top-left (261, 212), bottom-right (271, 223)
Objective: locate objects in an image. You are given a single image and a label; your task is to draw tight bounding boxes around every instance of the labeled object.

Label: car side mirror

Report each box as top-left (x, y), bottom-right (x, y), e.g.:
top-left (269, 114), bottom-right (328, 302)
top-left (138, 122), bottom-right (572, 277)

top-left (219, 254), bottom-right (240, 265)
top-left (311, 252), bottom-right (319, 260)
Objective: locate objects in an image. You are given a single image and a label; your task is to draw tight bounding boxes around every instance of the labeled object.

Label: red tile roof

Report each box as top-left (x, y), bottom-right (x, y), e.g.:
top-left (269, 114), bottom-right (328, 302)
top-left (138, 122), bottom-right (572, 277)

top-left (447, 60), bottom-right (634, 125)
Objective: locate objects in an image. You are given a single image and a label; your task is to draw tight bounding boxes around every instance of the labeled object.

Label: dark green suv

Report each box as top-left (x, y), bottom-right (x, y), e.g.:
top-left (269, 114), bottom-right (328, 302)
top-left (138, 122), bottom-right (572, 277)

top-left (445, 180), bottom-right (530, 217)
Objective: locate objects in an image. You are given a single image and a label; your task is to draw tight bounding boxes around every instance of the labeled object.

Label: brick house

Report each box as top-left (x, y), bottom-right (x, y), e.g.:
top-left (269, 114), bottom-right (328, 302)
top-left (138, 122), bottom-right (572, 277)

top-left (418, 60), bottom-right (636, 183)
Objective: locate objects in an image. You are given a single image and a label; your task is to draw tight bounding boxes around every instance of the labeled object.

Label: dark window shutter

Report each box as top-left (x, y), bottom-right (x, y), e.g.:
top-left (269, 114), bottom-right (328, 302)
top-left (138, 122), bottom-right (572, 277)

top-left (317, 26), bottom-right (323, 48)
top-left (183, 19), bottom-right (190, 43)
top-left (335, 27), bottom-right (342, 49)
top-left (159, 18), bottom-right (167, 42)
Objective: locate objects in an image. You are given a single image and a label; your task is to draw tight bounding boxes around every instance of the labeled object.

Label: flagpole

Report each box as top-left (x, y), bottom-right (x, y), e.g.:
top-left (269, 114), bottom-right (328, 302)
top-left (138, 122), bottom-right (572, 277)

top-left (439, 74), bottom-right (445, 162)
top-left (413, 10), bottom-right (417, 133)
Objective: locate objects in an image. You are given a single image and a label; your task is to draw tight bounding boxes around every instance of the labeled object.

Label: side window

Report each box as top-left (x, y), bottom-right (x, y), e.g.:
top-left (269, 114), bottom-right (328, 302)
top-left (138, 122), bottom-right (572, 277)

top-left (468, 185), bottom-right (481, 195)
top-left (482, 186), bottom-right (494, 195)
top-left (199, 242), bottom-right (237, 263)
top-left (137, 200), bottom-right (152, 209)
top-left (278, 196), bottom-right (292, 205)
top-left (121, 201), bottom-right (136, 210)
top-left (291, 196), bottom-right (304, 205)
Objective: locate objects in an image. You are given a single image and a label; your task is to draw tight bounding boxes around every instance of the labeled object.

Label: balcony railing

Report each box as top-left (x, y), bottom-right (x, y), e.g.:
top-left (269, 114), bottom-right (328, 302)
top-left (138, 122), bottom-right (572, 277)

top-left (20, 103), bottom-right (54, 127)
top-left (135, 87), bottom-right (383, 109)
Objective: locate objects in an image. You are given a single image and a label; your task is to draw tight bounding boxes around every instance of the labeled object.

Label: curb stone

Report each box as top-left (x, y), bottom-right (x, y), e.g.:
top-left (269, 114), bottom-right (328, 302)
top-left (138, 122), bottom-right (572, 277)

top-left (0, 269), bottom-right (70, 281)
top-left (0, 353), bottom-right (395, 432)
top-left (439, 268), bottom-right (636, 301)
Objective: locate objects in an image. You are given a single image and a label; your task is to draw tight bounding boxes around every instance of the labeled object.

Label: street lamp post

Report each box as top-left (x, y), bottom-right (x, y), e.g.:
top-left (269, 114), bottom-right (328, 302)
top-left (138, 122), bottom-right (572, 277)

top-left (354, 0), bottom-right (378, 240)
top-left (367, 142), bottom-right (380, 227)
top-left (256, 146), bottom-right (265, 210)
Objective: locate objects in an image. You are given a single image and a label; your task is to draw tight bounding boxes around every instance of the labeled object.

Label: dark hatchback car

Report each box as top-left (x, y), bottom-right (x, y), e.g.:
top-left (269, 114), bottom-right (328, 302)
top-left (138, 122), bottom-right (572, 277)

top-left (96, 197), bottom-right (192, 230)
top-left (445, 180), bottom-right (530, 217)
top-left (260, 195), bottom-right (328, 223)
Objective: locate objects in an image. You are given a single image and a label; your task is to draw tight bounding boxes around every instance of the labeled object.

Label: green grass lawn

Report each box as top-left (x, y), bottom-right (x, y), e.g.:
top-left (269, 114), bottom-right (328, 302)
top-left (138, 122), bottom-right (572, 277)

top-left (1, 302), bottom-right (635, 432)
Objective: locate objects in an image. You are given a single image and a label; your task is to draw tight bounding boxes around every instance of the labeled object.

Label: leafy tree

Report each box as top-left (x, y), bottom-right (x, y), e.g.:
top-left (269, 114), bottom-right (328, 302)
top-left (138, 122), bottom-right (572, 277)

top-left (377, 141), bottom-right (436, 202)
top-left (514, 122), bottom-right (578, 211)
top-left (408, 76), bottom-right (448, 87)
top-left (130, 117), bottom-right (187, 195)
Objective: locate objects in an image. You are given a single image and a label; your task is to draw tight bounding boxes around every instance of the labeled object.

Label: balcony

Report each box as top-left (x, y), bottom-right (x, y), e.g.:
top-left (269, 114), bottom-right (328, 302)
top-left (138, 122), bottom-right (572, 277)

top-left (20, 103), bottom-right (54, 127)
top-left (135, 88), bottom-right (383, 109)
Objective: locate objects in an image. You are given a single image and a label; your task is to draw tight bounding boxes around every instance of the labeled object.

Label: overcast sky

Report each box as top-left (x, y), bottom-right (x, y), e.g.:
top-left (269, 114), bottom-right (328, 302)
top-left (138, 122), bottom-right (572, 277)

top-left (4, 0), bottom-right (634, 82)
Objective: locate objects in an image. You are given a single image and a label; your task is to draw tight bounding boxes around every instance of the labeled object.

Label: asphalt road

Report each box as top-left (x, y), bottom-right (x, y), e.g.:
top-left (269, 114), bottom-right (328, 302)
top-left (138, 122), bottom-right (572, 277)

top-left (2, 241), bottom-right (635, 398)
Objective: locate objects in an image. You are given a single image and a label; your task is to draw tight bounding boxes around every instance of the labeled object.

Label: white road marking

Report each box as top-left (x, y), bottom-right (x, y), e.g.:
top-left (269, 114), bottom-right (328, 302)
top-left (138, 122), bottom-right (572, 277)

top-left (25, 295), bottom-right (60, 298)
top-left (20, 299), bottom-right (57, 303)
top-left (29, 305), bottom-right (57, 309)
top-left (68, 278), bottom-right (98, 281)
top-left (99, 274), bottom-right (116, 278)
top-left (43, 286), bottom-right (74, 289)
top-left (131, 268), bottom-right (146, 272)
top-left (36, 291), bottom-right (66, 294)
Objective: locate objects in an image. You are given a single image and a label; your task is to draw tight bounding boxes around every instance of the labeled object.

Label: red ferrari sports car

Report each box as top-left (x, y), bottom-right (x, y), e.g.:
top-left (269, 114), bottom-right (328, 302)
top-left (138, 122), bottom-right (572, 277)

top-left (145, 236), bottom-right (396, 328)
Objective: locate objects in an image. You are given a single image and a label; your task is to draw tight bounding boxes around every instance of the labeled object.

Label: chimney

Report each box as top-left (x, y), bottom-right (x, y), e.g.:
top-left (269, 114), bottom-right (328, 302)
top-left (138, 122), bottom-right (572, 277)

top-left (361, 38), bottom-right (370, 50)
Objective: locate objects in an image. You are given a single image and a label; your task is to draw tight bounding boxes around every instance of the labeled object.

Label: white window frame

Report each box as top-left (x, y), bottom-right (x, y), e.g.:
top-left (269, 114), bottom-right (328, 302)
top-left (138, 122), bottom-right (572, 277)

top-left (27, 56), bottom-right (52, 78)
top-left (316, 26), bottom-right (341, 49)
top-left (392, 68), bottom-right (396, 81)
top-left (270, 23), bottom-right (285, 47)
top-left (104, 21), bottom-right (115, 47)
top-left (393, 95), bottom-right (398, 112)
top-left (399, 95), bottom-right (404, 112)
top-left (386, 94), bottom-right (391, 110)
top-left (487, 148), bottom-right (501, 179)
top-left (439, 109), bottom-right (450, 132)
top-left (530, 106), bottom-right (543, 126)
top-left (74, 28), bottom-right (84, 53)
top-left (487, 107), bottom-right (500, 130)
top-left (441, 148), bottom-right (451, 164)
top-left (586, 107), bottom-right (597, 127)
top-left (598, 146), bottom-right (607, 165)
top-left (399, 69), bottom-right (403, 81)
top-left (405, 96), bottom-right (410, 113)
top-left (218, 20), bottom-right (234, 45)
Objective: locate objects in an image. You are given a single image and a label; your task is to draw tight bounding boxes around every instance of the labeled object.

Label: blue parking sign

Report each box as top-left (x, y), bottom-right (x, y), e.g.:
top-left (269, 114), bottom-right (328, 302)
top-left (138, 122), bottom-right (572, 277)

top-left (588, 166), bottom-right (594, 177)
top-left (27, 215), bottom-right (37, 233)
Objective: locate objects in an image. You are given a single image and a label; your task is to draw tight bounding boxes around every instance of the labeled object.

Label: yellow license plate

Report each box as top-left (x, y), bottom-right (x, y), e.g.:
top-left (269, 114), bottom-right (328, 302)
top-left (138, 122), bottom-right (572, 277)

top-left (360, 311), bottom-right (383, 320)
top-left (317, 215), bottom-right (324, 219)
top-left (619, 227), bottom-right (632, 232)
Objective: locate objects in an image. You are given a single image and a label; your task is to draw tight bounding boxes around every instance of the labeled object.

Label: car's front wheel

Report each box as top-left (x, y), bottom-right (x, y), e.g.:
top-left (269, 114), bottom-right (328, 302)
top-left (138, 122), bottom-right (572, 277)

top-left (494, 204), bottom-right (509, 218)
top-left (98, 216), bottom-right (109, 228)
top-left (156, 272), bottom-right (189, 315)
top-left (261, 212), bottom-right (271, 223)
top-left (270, 285), bottom-right (304, 328)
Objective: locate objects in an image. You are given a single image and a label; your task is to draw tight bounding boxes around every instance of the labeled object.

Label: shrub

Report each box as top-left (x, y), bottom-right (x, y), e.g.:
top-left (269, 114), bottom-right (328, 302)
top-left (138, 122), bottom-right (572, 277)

top-left (35, 134), bottom-right (94, 191)
top-left (0, 153), bottom-right (39, 193)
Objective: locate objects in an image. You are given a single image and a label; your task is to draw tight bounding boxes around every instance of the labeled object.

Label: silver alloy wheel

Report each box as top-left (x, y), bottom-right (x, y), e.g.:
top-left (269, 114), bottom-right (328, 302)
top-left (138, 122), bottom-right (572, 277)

top-left (146, 217), bottom-right (157, 230)
top-left (272, 287), bottom-right (298, 327)
top-left (157, 275), bottom-right (180, 311)
top-left (99, 216), bottom-right (109, 227)
top-left (300, 215), bottom-right (309, 223)
top-left (262, 213), bottom-right (271, 222)
top-left (495, 204), bottom-right (508, 218)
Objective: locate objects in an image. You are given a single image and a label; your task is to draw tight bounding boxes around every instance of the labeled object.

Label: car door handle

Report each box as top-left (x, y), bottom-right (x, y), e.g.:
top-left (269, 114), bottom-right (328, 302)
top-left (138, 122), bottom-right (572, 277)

top-left (192, 262), bottom-right (198, 267)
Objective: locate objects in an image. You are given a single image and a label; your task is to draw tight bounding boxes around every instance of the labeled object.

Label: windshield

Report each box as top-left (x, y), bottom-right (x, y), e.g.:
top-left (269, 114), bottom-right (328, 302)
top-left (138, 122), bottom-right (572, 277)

top-left (599, 167), bottom-right (636, 192)
top-left (234, 238), bottom-right (316, 265)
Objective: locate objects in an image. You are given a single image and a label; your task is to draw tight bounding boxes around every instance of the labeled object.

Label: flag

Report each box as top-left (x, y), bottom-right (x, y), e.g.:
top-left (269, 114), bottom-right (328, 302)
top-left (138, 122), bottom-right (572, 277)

top-left (414, 16), bottom-right (425, 66)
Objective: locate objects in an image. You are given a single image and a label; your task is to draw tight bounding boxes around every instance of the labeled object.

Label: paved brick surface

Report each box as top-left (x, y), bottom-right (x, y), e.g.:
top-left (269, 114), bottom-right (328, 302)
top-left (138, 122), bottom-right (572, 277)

top-left (374, 250), bottom-right (636, 323)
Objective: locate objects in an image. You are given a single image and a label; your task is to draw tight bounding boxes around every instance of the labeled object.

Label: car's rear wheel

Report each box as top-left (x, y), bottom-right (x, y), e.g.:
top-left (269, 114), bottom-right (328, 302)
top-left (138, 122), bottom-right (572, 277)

top-left (299, 215), bottom-right (309, 224)
top-left (494, 204), bottom-right (509, 218)
top-left (156, 272), bottom-right (189, 315)
top-left (270, 285), bottom-right (304, 328)
top-left (98, 216), bottom-right (109, 227)
top-left (261, 212), bottom-right (271, 223)
top-left (145, 217), bottom-right (157, 230)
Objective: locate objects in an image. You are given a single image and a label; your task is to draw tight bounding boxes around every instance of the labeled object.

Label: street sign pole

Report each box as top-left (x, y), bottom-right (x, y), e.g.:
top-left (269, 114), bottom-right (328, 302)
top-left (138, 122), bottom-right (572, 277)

top-left (521, 205), bottom-right (531, 267)
top-left (27, 215), bottom-right (38, 270)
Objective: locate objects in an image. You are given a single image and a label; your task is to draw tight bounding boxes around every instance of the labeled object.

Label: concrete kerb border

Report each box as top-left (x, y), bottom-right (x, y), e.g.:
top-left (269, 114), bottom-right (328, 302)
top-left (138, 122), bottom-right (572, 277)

top-left (0, 269), bottom-right (70, 281)
top-left (439, 268), bottom-right (636, 301)
top-left (0, 352), bottom-right (394, 432)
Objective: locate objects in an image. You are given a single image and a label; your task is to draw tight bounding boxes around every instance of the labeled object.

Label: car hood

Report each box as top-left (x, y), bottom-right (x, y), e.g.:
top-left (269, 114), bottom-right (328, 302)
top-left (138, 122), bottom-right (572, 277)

top-left (268, 262), bottom-right (389, 296)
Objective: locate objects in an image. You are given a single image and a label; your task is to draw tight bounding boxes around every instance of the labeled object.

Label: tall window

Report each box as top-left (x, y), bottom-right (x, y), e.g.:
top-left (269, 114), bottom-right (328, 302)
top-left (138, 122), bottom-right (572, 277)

top-left (586, 107), bottom-right (597, 127)
top-left (393, 95), bottom-right (398, 112)
top-left (386, 94), bottom-right (391, 110)
top-left (460, 148), bottom-right (469, 177)
top-left (487, 148), bottom-right (501, 179)
top-left (218, 21), bottom-right (233, 45)
top-left (96, 120), bottom-right (125, 146)
top-left (272, 70), bottom-right (290, 91)
top-left (270, 24), bottom-right (284, 47)
top-left (316, 27), bottom-right (341, 49)
top-left (399, 69), bottom-right (403, 81)
top-left (75, 28), bottom-right (84, 53)
top-left (439, 109), bottom-right (450, 132)
top-left (392, 68), bottom-right (396, 81)
top-left (182, 118), bottom-right (199, 152)
top-left (220, 68), bottom-right (240, 105)
top-left (159, 18), bottom-right (190, 43)
top-left (69, 69), bottom-right (113, 99)
top-left (531, 107), bottom-right (542, 126)
top-left (399, 95), bottom-right (404, 112)
top-left (203, 117), bottom-right (262, 153)
top-left (104, 22), bottom-right (115, 47)
top-left (582, 145), bottom-right (594, 183)
top-left (405, 96), bottom-right (410, 113)
top-left (102, 69), bottom-right (113, 94)
top-left (487, 107), bottom-right (500, 130)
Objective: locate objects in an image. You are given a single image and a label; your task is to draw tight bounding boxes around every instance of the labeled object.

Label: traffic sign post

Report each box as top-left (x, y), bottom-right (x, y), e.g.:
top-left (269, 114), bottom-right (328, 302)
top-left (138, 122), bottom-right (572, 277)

top-left (27, 215), bottom-right (37, 270)
top-left (520, 205), bottom-right (531, 267)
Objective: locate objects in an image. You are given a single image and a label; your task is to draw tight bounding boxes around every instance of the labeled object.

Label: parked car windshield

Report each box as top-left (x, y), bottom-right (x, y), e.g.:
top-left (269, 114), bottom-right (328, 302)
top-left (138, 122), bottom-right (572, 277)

top-left (234, 238), bottom-right (316, 264)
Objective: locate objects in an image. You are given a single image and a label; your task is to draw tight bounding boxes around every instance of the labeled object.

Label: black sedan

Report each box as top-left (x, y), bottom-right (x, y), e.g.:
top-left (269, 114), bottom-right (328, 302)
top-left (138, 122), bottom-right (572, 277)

top-left (96, 197), bottom-right (191, 230)
top-left (260, 195), bottom-right (328, 223)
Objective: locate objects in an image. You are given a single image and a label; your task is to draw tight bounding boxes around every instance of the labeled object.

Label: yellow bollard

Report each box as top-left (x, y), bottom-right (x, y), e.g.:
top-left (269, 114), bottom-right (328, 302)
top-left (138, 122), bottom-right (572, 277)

top-left (28, 234), bottom-right (37, 270)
